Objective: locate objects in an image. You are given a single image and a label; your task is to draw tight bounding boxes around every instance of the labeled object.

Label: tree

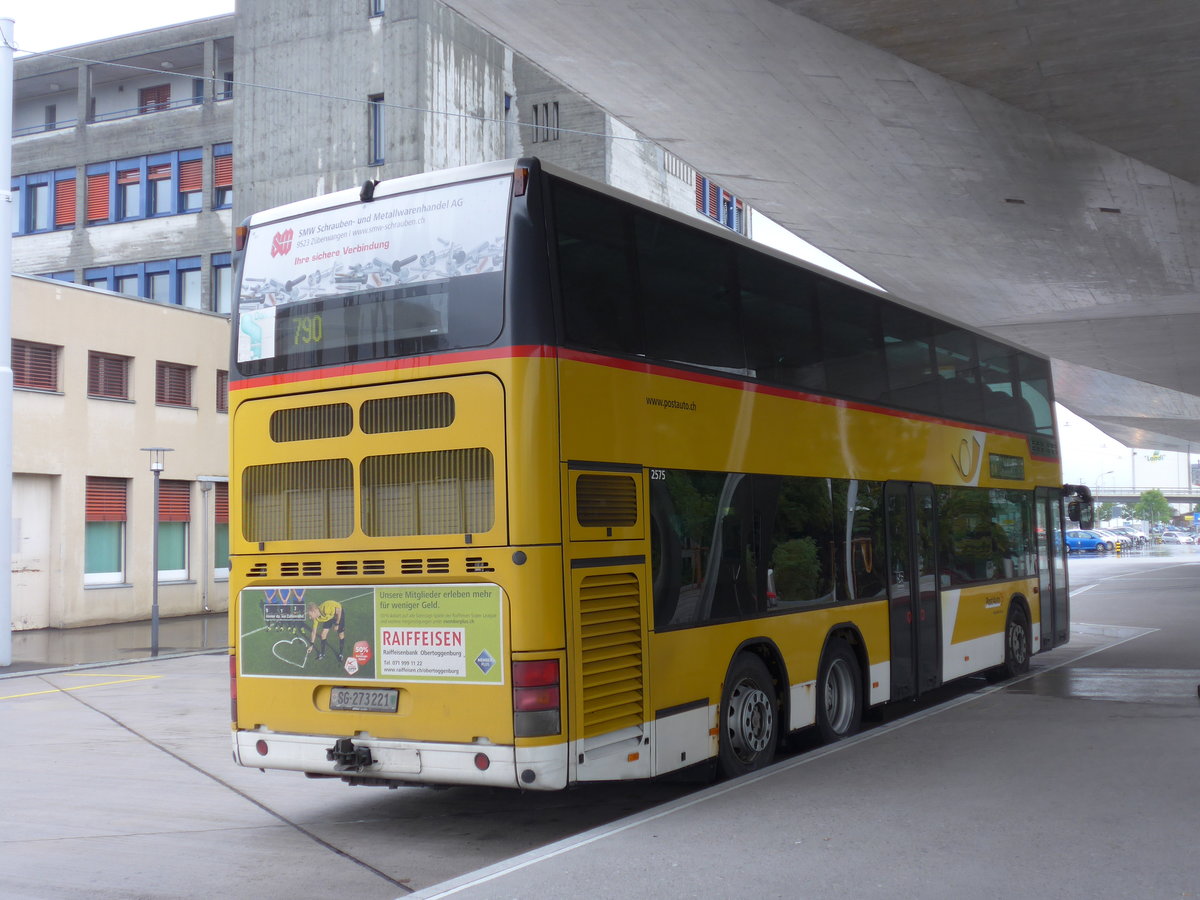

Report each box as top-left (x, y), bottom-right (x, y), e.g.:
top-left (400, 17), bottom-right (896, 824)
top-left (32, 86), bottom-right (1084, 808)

top-left (1129, 489), bottom-right (1173, 526)
top-left (1097, 501), bottom-right (1125, 522)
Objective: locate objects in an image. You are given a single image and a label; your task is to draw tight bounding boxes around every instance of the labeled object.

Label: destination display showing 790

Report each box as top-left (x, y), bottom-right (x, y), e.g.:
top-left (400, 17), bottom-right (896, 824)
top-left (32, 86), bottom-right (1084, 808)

top-left (277, 283), bottom-right (449, 354)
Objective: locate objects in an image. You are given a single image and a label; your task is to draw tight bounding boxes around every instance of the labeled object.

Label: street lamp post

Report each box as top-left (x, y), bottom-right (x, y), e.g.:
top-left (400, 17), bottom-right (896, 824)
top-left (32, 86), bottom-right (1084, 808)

top-left (141, 447), bottom-right (174, 657)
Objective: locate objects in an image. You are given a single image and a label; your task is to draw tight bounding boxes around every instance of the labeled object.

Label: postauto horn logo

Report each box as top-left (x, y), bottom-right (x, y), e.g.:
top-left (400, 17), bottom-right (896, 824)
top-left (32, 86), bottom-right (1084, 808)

top-left (271, 228), bottom-right (294, 258)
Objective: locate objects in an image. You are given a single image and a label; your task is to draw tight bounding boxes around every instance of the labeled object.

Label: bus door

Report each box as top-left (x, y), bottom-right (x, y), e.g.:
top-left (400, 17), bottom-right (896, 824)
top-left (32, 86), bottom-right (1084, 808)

top-left (1035, 486), bottom-right (1070, 649)
top-left (885, 482), bottom-right (941, 699)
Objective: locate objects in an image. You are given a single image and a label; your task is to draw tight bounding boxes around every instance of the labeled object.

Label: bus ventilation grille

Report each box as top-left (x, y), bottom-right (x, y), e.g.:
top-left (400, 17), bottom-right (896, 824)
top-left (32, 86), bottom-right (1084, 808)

top-left (578, 572), bottom-right (644, 739)
top-left (240, 557), bottom-right (486, 579)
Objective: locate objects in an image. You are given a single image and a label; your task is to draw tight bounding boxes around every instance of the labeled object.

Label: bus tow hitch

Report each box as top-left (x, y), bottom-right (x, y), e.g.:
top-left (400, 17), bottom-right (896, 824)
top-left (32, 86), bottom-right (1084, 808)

top-left (326, 738), bottom-right (374, 772)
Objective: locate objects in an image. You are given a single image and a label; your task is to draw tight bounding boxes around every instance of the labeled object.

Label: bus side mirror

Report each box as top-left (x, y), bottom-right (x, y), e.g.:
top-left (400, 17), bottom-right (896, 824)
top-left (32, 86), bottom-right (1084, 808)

top-left (1079, 506), bottom-right (1095, 529)
top-left (1068, 500), bottom-right (1095, 530)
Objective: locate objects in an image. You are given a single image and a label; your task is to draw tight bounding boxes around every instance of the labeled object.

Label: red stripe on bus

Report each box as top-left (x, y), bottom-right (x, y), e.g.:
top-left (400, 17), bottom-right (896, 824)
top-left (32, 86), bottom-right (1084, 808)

top-left (230, 344), bottom-right (1044, 444)
top-left (229, 344), bottom-right (557, 390)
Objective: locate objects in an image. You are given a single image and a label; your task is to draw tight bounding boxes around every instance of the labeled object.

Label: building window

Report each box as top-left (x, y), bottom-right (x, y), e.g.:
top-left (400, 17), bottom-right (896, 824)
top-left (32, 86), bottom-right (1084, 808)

top-left (216, 370), bottom-right (229, 413)
top-left (369, 94), bottom-right (385, 165)
top-left (115, 272), bottom-right (140, 296)
top-left (88, 352), bottom-right (131, 400)
top-left (139, 84), bottom-right (171, 113)
top-left (192, 77), bottom-right (206, 105)
top-left (11, 170), bottom-right (75, 235)
top-left (12, 340), bottom-right (59, 391)
top-left (532, 101), bottom-right (559, 143)
top-left (178, 261), bottom-right (202, 308)
top-left (85, 477), bottom-right (127, 585)
top-left (157, 480), bottom-right (190, 581)
top-left (156, 361), bottom-right (193, 407)
top-left (370, 0), bottom-right (385, 15)
top-left (148, 164), bottom-right (173, 216)
top-left (212, 253), bottom-right (232, 313)
top-left (220, 71), bottom-right (234, 101)
top-left (28, 182), bottom-right (51, 231)
top-left (213, 145), bottom-right (233, 209)
top-left (44, 104), bottom-right (57, 131)
top-left (116, 168), bottom-right (141, 220)
top-left (214, 482), bottom-right (230, 577)
top-left (147, 269), bottom-right (171, 303)
top-left (179, 157), bottom-right (203, 212)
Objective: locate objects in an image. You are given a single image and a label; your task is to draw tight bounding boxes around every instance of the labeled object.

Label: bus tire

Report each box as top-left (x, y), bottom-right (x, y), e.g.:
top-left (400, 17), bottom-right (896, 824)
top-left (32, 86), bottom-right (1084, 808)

top-left (718, 652), bottom-right (778, 778)
top-left (999, 604), bottom-right (1031, 679)
top-left (816, 639), bottom-right (862, 744)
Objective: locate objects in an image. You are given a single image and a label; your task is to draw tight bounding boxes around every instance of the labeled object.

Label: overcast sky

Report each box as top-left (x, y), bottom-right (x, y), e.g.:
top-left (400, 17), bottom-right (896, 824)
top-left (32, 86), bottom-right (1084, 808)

top-left (4, 1), bottom-right (234, 56)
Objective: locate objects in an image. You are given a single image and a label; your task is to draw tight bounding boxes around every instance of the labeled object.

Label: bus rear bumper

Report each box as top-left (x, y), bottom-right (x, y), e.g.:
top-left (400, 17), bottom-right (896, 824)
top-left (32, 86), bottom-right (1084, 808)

top-left (232, 730), bottom-right (568, 790)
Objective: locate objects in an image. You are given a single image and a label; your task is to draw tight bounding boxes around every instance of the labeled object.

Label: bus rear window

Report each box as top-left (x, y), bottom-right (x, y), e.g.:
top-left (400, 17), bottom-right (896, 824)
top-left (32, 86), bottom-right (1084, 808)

top-left (235, 176), bottom-right (510, 376)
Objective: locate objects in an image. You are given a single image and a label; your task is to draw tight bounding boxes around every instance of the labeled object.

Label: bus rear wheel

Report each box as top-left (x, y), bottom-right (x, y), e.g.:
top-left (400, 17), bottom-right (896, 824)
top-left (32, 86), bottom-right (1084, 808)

top-left (816, 639), bottom-right (862, 744)
top-left (718, 653), bottom-right (778, 779)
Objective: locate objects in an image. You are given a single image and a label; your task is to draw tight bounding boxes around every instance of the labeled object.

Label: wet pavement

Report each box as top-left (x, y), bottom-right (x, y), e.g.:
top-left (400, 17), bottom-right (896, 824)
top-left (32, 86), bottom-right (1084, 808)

top-left (3, 555), bottom-right (1200, 898)
top-left (1, 612), bottom-right (228, 677)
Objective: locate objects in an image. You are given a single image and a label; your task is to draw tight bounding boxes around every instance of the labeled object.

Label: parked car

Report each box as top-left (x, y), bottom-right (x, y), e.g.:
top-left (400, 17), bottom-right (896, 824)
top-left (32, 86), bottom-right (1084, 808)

top-left (1161, 531), bottom-right (1194, 544)
top-left (1066, 530), bottom-right (1113, 552)
top-left (1114, 527), bottom-right (1149, 546)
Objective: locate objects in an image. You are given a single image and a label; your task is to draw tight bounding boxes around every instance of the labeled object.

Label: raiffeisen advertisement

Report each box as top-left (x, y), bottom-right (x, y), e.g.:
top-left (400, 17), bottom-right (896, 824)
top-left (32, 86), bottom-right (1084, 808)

top-left (238, 176), bottom-right (509, 362)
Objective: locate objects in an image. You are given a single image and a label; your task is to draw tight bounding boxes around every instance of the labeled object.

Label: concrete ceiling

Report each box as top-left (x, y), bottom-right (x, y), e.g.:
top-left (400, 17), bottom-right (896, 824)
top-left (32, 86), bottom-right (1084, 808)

top-left (443, 0), bottom-right (1200, 452)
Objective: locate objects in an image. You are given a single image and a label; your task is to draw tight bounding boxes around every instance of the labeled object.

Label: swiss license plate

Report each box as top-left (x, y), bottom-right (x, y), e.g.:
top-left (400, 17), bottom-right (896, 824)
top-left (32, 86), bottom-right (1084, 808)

top-left (329, 686), bottom-right (399, 713)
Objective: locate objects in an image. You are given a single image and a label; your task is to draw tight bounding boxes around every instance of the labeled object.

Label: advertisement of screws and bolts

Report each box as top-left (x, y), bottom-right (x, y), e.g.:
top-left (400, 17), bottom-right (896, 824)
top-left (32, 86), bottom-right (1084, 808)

top-left (237, 176), bottom-right (509, 363)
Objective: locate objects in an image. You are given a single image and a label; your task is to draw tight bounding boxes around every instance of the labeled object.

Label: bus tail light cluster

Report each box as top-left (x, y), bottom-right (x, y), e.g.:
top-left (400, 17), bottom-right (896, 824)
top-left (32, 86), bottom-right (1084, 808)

top-left (513, 659), bottom-right (561, 737)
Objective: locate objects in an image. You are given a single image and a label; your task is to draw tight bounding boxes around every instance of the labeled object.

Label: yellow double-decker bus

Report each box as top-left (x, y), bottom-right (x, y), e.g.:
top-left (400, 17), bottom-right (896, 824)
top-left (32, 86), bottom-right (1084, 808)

top-left (228, 158), bottom-right (1093, 788)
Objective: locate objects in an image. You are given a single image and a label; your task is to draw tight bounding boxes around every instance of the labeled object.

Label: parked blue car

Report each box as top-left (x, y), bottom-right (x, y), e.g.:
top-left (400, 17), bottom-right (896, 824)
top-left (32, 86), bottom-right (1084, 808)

top-left (1066, 530), bottom-right (1113, 552)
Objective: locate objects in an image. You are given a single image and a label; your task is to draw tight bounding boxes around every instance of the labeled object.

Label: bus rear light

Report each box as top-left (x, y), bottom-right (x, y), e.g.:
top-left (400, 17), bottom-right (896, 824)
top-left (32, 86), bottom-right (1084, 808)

top-left (235, 224), bottom-right (248, 251)
top-left (513, 658), bottom-right (561, 737)
top-left (513, 166), bottom-right (529, 197)
top-left (514, 685), bottom-right (560, 712)
top-left (474, 753), bottom-right (491, 771)
top-left (513, 659), bottom-right (559, 688)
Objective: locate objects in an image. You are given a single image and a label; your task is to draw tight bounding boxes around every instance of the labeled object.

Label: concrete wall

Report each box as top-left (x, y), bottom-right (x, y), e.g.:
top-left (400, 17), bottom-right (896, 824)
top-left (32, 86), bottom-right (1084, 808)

top-left (11, 276), bottom-right (230, 629)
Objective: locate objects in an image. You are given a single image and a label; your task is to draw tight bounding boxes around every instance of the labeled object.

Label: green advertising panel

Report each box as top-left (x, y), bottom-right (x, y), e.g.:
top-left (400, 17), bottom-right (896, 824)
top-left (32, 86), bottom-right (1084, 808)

top-left (239, 584), bottom-right (504, 684)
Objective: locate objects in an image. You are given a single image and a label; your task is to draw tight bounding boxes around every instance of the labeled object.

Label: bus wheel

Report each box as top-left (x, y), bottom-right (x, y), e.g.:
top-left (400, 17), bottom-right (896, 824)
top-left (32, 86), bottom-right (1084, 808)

top-left (816, 640), bottom-right (862, 744)
top-left (1001, 605), bottom-right (1031, 677)
top-left (718, 653), bottom-right (778, 778)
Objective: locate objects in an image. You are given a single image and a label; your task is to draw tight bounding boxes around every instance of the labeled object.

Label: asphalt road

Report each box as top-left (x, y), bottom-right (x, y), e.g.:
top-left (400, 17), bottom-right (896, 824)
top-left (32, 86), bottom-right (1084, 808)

top-left (2, 549), bottom-right (1197, 899)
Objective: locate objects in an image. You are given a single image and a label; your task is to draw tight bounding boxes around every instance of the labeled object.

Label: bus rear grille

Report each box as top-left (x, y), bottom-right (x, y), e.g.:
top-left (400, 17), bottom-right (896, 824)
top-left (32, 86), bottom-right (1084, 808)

top-left (242, 459), bottom-right (354, 541)
top-left (578, 572), bottom-right (644, 738)
top-left (269, 403), bottom-right (353, 442)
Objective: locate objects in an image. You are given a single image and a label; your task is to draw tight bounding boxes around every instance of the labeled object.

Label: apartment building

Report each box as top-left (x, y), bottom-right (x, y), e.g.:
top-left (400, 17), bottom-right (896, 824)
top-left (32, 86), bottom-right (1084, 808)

top-left (12, 16), bottom-right (235, 308)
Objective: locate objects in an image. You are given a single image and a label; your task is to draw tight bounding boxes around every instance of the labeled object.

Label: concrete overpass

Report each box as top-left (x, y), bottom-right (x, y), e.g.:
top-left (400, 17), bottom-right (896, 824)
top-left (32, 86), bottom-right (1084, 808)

top-left (444, 0), bottom-right (1200, 453)
top-left (1089, 487), bottom-right (1200, 506)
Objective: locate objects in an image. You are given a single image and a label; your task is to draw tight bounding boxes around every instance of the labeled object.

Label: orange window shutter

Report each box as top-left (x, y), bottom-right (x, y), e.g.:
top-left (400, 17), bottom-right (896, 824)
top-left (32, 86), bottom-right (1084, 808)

top-left (214, 154), bottom-right (233, 188)
top-left (55, 178), bottom-right (76, 226)
top-left (86, 477), bottom-right (128, 522)
top-left (158, 480), bottom-right (191, 522)
top-left (214, 483), bottom-right (229, 524)
top-left (179, 159), bottom-right (202, 192)
top-left (86, 173), bottom-right (110, 221)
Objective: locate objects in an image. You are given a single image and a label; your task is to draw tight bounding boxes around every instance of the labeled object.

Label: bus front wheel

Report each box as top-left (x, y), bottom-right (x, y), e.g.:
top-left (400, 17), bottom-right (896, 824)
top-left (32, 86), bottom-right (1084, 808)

top-left (816, 639), bottom-right (862, 744)
top-left (717, 652), bottom-right (778, 778)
